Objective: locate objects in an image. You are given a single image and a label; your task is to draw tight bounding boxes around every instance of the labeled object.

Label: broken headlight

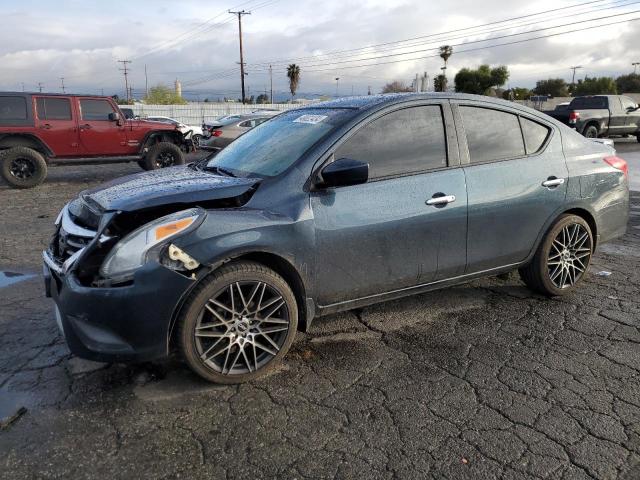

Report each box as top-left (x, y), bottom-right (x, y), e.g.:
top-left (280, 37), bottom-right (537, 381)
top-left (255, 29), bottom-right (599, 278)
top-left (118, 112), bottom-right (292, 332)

top-left (99, 208), bottom-right (205, 281)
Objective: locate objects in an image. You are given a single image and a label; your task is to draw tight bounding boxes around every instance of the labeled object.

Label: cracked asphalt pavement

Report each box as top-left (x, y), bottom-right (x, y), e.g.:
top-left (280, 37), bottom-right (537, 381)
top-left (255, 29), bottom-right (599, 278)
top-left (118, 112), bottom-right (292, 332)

top-left (1, 147), bottom-right (640, 479)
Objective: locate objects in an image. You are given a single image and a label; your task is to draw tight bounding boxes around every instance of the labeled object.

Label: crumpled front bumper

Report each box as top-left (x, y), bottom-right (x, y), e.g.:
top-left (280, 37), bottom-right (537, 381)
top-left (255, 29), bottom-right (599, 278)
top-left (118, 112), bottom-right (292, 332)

top-left (44, 252), bottom-right (195, 363)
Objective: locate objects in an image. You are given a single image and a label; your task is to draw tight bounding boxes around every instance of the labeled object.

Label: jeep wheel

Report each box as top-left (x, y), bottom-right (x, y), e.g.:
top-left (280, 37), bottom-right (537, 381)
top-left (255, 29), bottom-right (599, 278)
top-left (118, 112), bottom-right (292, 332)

top-left (142, 142), bottom-right (185, 170)
top-left (0, 147), bottom-right (47, 188)
top-left (178, 261), bottom-right (298, 384)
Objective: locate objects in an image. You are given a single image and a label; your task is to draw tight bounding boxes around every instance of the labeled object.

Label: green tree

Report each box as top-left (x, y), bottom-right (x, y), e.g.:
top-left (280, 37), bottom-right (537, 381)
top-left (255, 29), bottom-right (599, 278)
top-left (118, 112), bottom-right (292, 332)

top-left (143, 84), bottom-right (187, 105)
top-left (286, 64), bottom-right (301, 100)
top-left (256, 93), bottom-right (269, 104)
top-left (573, 76), bottom-right (617, 96)
top-left (502, 87), bottom-right (532, 101)
top-left (616, 73), bottom-right (640, 93)
top-left (434, 74), bottom-right (447, 92)
top-left (454, 65), bottom-right (509, 95)
top-left (381, 81), bottom-right (413, 93)
top-left (533, 78), bottom-right (569, 97)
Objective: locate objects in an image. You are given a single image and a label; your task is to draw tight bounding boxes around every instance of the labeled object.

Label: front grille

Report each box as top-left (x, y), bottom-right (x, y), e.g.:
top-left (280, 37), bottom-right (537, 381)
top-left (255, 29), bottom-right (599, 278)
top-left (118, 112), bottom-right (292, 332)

top-left (50, 202), bottom-right (99, 265)
top-left (57, 227), bottom-right (92, 261)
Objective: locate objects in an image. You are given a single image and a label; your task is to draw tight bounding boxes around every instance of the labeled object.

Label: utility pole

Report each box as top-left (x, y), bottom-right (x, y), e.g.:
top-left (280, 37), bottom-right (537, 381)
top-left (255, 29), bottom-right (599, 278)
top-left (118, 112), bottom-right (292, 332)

top-left (59, 77), bottom-right (65, 93)
top-left (269, 64), bottom-right (273, 103)
top-left (335, 77), bottom-right (340, 97)
top-left (367, 85), bottom-right (371, 95)
top-left (37, 82), bottom-right (43, 93)
top-left (145, 64), bottom-right (149, 98)
top-left (633, 62), bottom-right (640, 74)
top-left (21, 82), bottom-right (25, 92)
top-left (570, 66), bottom-right (583, 93)
top-left (118, 60), bottom-right (132, 103)
top-left (229, 10), bottom-right (251, 104)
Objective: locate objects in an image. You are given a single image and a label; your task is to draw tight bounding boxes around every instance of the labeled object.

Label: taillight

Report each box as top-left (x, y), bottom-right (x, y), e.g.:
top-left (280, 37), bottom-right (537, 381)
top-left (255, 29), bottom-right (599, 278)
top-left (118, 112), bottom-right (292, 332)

top-left (569, 111), bottom-right (580, 122)
top-left (212, 130), bottom-right (223, 137)
top-left (604, 156), bottom-right (628, 178)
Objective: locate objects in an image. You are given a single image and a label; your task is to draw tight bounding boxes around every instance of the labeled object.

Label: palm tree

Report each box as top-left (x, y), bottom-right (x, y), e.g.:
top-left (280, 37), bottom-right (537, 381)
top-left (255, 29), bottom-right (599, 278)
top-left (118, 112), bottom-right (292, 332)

top-left (439, 45), bottom-right (453, 70)
top-left (287, 64), bottom-right (301, 101)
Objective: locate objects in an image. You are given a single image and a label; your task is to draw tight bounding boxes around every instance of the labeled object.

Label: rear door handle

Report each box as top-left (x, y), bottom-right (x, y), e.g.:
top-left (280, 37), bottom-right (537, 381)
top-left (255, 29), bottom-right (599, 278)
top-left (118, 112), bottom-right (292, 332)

top-left (426, 194), bottom-right (456, 206)
top-left (542, 177), bottom-right (565, 188)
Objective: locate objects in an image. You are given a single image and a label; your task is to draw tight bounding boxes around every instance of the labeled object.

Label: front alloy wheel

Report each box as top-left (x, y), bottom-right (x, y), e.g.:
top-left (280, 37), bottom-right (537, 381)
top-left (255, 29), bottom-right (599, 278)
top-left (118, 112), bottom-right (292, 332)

top-left (178, 262), bottom-right (298, 383)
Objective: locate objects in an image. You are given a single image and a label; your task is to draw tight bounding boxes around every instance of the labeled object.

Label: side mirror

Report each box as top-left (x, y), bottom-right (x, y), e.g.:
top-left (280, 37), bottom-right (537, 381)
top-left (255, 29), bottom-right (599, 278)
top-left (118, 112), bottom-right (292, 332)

top-left (318, 158), bottom-right (369, 188)
top-left (108, 112), bottom-right (120, 122)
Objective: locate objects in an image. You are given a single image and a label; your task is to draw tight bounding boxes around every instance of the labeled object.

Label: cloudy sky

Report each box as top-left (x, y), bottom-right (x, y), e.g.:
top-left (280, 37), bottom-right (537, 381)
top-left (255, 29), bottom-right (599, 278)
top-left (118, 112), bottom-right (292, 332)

top-left (1, 0), bottom-right (639, 99)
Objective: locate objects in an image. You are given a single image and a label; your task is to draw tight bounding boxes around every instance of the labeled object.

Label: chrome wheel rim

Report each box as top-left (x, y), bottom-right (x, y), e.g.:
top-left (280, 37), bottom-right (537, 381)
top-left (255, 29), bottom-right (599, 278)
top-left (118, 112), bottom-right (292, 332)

top-left (10, 158), bottom-right (35, 179)
top-left (547, 223), bottom-right (592, 289)
top-left (194, 281), bottom-right (290, 375)
top-left (156, 151), bottom-right (175, 168)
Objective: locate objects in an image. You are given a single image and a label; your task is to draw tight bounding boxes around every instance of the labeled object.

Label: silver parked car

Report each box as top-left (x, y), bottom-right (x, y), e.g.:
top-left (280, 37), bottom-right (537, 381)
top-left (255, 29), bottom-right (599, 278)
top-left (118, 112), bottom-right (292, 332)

top-left (200, 115), bottom-right (273, 151)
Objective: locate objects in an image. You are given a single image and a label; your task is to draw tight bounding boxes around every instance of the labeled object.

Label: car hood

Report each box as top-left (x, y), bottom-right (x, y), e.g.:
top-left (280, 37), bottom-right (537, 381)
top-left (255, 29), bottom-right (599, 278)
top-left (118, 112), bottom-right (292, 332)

top-left (80, 166), bottom-right (260, 212)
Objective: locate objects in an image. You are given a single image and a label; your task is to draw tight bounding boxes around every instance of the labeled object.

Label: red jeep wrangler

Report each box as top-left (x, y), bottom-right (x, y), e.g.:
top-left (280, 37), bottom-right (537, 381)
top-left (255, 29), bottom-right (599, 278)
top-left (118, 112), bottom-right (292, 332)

top-left (0, 92), bottom-right (193, 188)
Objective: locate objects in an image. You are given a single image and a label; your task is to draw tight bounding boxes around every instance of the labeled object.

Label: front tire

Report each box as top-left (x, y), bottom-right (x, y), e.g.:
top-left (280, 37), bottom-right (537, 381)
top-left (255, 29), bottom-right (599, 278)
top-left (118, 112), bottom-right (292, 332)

top-left (178, 262), bottom-right (298, 384)
top-left (0, 147), bottom-right (47, 188)
top-left (519, 214), bottom-right (593, 296)
top-left (142, 142), bottom-right (185, 170)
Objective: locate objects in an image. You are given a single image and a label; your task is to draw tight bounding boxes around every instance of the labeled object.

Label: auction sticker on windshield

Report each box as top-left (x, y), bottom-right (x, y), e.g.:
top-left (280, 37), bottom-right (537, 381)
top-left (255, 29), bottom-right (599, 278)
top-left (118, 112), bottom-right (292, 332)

top-left (293, 114), bottom-right (328, 124)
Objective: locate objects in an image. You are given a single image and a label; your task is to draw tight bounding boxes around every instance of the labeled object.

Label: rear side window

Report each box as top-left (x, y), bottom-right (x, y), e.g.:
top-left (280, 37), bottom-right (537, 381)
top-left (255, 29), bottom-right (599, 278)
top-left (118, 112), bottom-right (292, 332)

top-left (621, 96), bottom-right (637, 111)
top-left (569, 97), bottom-right (608, 109)
top-left (36, 97), bottom-right (72, 120)
top-left (80, 99), bottom-right (115, 121)
top-left (460, 106), bottom-right (525, 163)
top-left (335, 105), bottom-right (447, 179)
top-left (520, 117), bottom-right (550, 154)
top-left (0, 96), bottom-right (27, 121)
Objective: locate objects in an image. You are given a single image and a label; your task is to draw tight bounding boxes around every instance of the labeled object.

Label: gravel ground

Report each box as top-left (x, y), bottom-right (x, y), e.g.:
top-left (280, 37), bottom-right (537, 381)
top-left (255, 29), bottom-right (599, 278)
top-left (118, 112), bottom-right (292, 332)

top-left (0, 147), bottom-right (639, 479)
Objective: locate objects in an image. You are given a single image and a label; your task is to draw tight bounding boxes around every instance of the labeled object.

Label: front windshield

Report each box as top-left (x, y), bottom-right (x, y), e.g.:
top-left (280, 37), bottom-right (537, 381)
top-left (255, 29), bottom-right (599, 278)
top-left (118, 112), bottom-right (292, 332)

top-left (205, 108), bottom-right (355, 178)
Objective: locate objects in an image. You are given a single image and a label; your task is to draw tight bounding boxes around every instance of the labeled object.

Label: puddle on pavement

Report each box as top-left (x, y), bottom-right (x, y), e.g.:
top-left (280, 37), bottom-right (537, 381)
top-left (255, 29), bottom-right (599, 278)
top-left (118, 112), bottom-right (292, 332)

top-left (0, 271), bottom-right (35, 289)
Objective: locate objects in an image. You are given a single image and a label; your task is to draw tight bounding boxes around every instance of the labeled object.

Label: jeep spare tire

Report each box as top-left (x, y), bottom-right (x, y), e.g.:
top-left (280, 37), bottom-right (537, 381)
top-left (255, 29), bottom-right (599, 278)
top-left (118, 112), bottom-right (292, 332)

top-left (142, 142), bottom-right (185, 170)
top-left (0, 147), bottom-right (48, 188)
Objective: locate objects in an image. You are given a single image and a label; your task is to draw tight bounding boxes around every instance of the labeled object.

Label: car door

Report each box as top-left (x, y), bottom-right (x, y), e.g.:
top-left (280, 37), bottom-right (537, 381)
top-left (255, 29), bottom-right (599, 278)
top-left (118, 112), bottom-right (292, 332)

top-left (77, 97), bottom-right (130, 155)
top-left (310, 103), bottom-right (467, 306)
top-left (607, 96), bottom-right (627, 135)
top-left (33, 96), bottom-right (79, 157)
top-left (620, 96), bottom-right (640, 133)
top-left (453, 102), bottom-right (568, 273)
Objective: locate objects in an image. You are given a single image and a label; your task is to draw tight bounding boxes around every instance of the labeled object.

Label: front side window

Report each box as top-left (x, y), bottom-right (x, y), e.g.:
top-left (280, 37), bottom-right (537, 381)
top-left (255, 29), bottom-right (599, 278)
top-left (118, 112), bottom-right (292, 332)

top-left (520, 117), bottom-right (550, 154)
top-left (80, 99), bottom-right (115, 121)
top-left (334, 105), bottom-right (447, 179)
top-left (460, 106), bottom-right (525, 163)
top-left (36, 97), bottom-right (72, 120)
top-left (0, 96), bottom-right (27, 121)
top-left (205, 108), bottom-right (356, 178)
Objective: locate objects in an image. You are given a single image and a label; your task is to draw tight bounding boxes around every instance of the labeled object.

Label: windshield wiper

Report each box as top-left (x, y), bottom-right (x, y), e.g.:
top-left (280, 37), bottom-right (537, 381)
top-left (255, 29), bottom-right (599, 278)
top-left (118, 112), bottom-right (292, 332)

top-left (202, 165), bottom-right (237, 177)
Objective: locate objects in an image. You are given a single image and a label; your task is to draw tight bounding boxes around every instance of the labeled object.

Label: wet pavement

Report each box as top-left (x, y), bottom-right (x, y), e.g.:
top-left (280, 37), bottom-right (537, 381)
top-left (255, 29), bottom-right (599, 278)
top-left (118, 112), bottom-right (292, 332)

top-left (1, 149), bottom-right (640, 479)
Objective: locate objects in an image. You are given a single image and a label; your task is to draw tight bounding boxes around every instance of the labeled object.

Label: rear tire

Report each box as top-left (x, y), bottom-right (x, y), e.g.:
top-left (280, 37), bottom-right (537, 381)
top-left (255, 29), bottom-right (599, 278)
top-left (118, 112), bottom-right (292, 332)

top-left (0, 147), bottom-right (47, 188)
top-left (142, 142), bottom-right (185, 170)
top-left (178, 261), bottom-right (298, 384)
top-left (519, 214), bottom-right (593, 296)
top-left (583, 125), bottom-right (598, 139)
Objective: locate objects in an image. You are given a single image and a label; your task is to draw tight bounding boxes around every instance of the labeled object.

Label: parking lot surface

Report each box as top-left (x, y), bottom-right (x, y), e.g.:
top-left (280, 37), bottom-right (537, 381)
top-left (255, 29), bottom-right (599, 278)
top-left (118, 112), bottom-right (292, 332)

top-left (1, 148), bottom-right (640, 479)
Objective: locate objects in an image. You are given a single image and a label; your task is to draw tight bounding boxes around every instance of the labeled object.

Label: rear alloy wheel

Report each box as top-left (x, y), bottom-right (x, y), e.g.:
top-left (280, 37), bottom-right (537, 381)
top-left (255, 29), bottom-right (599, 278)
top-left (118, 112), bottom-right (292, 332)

top-left (0, 146), bottom-right (47, 188)
top-left (142, 141), bottom-right (185, 170)
top-left (519, 214), bottom-right (593, 296)
top-left (583, 125), bottom-right (598, 138)
top-left (178, 262), bottom-right (298, 383)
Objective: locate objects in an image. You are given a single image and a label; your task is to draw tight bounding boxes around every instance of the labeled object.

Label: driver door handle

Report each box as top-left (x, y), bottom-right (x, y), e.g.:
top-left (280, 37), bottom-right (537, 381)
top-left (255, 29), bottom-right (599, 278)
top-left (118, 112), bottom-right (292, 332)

top-left (80, 124), bottom-right (92, 130)
top-left (542, 177), bottom-right (565, 188)
top-left (40, 124), bottom-right (51, 130)
top-left (426, 194), bottom-right (456, 206)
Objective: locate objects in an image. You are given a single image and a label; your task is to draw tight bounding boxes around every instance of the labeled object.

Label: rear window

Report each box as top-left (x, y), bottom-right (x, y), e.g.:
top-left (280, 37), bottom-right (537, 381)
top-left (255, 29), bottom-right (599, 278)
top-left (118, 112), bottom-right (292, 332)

top-left (0, 96), bottom-right (28, 121)
top-left (569, 97), bottom-right (608, 110)
top-left (520, 117), bottom-right (550, 154)
top-left (79, 99), bottom-right (115, 121)
top-left (36, 97), bottom-right (72, 120)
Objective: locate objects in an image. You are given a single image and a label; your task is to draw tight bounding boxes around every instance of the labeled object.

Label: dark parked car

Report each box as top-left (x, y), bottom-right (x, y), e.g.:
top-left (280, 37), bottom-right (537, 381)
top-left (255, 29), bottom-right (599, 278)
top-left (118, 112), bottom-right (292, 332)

top-left (543, 95), bottom-right (640, 140)
top-left (200, 114), bottom-right (273, 150)
top-left (43, 93), bottom-right (629, 383)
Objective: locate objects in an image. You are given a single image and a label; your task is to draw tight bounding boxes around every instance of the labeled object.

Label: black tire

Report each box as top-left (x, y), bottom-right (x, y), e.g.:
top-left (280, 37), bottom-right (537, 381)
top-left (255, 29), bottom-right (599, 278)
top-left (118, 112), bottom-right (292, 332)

top-left (177, 261), bottom-right (298, 384)
top-left (583, 125), bottom-right (598, 139)
top-left (137, 160), bottom-right (147, 171)
top-left (142, 142), bottom-right (185, 170)
top-left (192, 134), bottom-right (202, 148)
top-left (636, 133), bottom-right (640, 143)
top-left (519, 214), bottom-right (593, 296)
top-left (0, 147), bottom-right (47, 188)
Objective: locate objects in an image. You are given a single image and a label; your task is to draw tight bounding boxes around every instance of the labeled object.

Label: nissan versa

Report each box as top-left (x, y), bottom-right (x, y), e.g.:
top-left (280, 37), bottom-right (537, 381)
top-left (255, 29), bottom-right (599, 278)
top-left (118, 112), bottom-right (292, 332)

top-left (43, 94), bottom-right (629, 383)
